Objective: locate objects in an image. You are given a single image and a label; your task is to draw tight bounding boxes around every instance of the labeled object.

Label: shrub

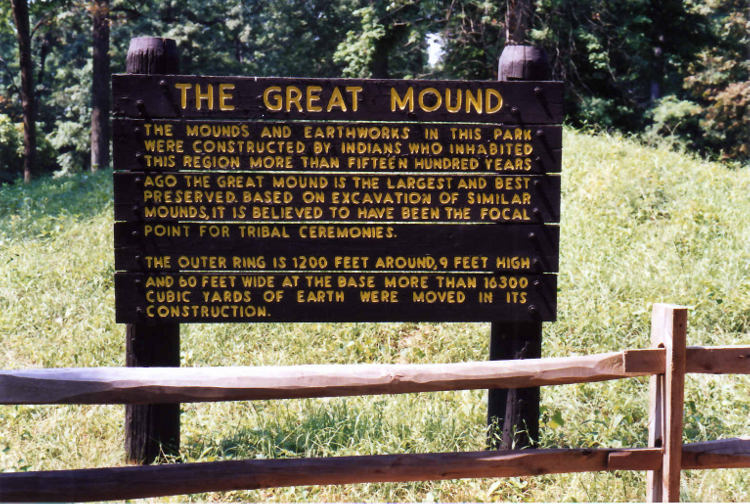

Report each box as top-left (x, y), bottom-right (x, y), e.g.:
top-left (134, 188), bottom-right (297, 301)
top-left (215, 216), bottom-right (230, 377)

top-left (701, 80), bottom-right (750, 161)
top-left (643, 95), bottom-right (702, 151)
top-left (0, 114), bottom-right (61, 183)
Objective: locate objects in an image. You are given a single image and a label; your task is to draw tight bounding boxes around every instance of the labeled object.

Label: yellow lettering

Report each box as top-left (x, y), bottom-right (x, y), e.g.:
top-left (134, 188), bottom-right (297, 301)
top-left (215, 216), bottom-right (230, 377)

top-left (391, 87), bottom-right (414, 112)
top-left (195, 84), bottom-right (213, 110)
top-left (219, 83), bottom-right (235, 111)
top-left (285, 86), bottom-right (303, 112)
top-left (485, 88), bottom-right (503, 113)
top-left (445, 88), bottom-right (462, 113)
top-left (326, 87), bottom-right (347, 112)
top-left (465, 89), bottom-right (482, 113)
top-left (174, 83), bottom-right (191, 110)
top-left (263, 86), bottom-right (283, 111)
top-left (345, 86), bottom-right (362, 111)
top-left (418, 87), bottom-right (442, 112)
top-left (306, 85), bottom-right (322, 112)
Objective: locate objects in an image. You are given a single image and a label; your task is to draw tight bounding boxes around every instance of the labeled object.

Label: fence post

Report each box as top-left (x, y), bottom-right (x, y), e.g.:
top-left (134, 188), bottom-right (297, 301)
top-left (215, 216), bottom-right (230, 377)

top-left (123, 36), bottom-right (181, 464)
top-left (647, 303), bottom-right (687, 502)
top-left (488, 45), bottom-right (550, 450)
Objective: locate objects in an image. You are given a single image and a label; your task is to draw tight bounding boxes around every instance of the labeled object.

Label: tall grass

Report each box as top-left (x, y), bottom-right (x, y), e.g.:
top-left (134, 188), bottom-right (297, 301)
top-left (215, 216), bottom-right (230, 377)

top-left (0, 130), bottom-right (748, 501)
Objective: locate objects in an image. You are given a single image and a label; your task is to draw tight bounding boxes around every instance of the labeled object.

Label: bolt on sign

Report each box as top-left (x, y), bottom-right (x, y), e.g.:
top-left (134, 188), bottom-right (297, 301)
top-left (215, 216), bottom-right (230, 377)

top-left (112, 76), bottom-right (562, 323)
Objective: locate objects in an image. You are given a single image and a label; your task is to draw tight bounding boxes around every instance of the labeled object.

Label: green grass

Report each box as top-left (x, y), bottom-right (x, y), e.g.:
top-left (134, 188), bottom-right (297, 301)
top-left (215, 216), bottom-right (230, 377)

top-left (1, 130), bottom-right (748, 501)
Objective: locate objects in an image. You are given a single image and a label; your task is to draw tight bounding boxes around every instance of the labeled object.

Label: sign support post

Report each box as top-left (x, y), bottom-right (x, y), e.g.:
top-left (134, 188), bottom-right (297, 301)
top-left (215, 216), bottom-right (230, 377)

top-left (124, 37), bottom-right (181, 464)
top-left (488, 45), bottom-right (551, 450)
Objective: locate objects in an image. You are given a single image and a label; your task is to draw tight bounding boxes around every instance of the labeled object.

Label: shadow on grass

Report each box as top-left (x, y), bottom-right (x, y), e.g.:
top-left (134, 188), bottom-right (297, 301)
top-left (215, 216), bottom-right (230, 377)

top-left (181, 400), bottom-right (390, 461)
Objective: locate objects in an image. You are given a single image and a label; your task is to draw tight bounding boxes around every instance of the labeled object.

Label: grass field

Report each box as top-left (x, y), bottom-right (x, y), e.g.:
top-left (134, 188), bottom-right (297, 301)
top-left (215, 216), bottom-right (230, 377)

top-left (1, 128), bottom-right (748, 502)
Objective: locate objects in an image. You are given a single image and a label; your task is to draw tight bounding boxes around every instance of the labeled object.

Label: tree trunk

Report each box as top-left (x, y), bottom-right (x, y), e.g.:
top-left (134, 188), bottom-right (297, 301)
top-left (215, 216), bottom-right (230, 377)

top-left (506, 0), bottom-right (533, 45)
top-left (90, 0), bottom-right (110, 172)
top-left (371, 36), bottom-right (391, 78)
top-left (10, 0), bottom-right (36, 183)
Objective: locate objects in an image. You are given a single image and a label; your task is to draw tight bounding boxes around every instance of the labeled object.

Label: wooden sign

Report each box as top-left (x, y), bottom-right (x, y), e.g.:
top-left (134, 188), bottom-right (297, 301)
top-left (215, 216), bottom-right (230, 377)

top-left (112, 119), bottom-right (562, 174)
top-left (112, 75), bottom-right (562, 323)
top-left (113, 172), bottom-right (560, 223)
top-left (113, 76), bottom-right (563, 123)
top-left (114, 223), bottom-right (560, 272)
top-left (115, 273), bottom-right (557, 323)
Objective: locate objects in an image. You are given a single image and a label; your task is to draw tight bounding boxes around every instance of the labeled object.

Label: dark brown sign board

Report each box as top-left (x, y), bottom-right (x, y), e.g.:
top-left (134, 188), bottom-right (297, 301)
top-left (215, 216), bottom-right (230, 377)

top-left (113, 76), bottom-right (563, 123)
top-left (115, 273), bottom-right (557, 323)
top-left (113, 172), bottom-right (560, 223)
top-left (114, 223), bottom-right (559, 272)
top-left (112, 119), bottom-right (562, 174)
top-left (113, 75), bottom-right (562, 323)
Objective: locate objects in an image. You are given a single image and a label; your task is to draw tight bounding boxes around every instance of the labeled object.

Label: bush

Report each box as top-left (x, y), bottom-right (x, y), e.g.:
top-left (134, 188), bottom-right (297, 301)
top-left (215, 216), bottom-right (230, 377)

top-left (701, 80), bottom-right (750, 161)
top-left (0, 114), bottom-right (61, 183)
top-left (47, 119), bottom-right (91, 176)
top-left (0, 114), bottom-right (23, 183)
top-left (643, 95), bottom-right (702, 151)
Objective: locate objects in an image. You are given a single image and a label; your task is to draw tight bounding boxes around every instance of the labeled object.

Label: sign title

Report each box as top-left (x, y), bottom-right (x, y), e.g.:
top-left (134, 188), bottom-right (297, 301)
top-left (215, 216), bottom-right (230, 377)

top-left (171, 82), bottom-right (504, 115)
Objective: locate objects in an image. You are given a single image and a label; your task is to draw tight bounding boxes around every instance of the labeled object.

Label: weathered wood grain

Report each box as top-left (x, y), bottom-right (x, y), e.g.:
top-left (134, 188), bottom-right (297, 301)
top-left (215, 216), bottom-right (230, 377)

top-left (498, 46), bottom-right (551, 81)
top-left (624, 346), bottom-right (750, 376)
top-left (682, 438), bottom-right (750, 469)
top-left (10, 345), bottom-right (747, 407)
top-left (647, 304), bottom-right (687, 503)
top-left (0, 350), bottom-right (654, 405)
top-left (488, 44), bottom-right (553, 450)
top-left (4, 437), bottom-right (748, 502)
top-left (0, 447), bottom-right (660, 502)
top-left (126, 37), bottom-right (178, 75)
top-left (686, 346), bottom-right (750, 374)
top-left (123, 35), bottom-right (181, 465)
top-left (623, 348), bottom-right (665, 374)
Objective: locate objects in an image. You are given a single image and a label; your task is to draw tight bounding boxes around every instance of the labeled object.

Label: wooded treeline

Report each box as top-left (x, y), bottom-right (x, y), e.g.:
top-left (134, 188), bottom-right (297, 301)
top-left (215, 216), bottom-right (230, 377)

top-left (1, 0), bottom-right (747, 182)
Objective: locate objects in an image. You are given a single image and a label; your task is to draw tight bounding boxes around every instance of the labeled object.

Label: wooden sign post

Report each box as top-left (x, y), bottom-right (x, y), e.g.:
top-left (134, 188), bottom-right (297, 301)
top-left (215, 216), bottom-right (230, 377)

top-left (488, 44), bottom-right (552, 450)
top-left (113, 38), bottom-right (562, 462)
top-left (123, 37), bottom-right (181, 464)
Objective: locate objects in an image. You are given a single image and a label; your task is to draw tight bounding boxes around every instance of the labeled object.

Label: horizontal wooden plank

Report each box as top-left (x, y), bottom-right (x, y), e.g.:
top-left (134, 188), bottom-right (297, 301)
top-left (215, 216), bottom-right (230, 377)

top-left (114, 272), bottom-right (556, 323)
top-left (622, 348), bottom-right (665, 374)
top-left (686, 346), bottom-right (750, 374)
top-left (0, 447), bottom-right (658, 501)
top-left (607, 449), bottom-right (663, 471)
top-left (112, 75), bottom-right (563, 123)
top-left (113, 172), bottom-right (560, 224)
top-left (114, 223), bottom-right (559, 273)
top-left (623, 346), bottom-right (750, 376)
top-left (112, 119), bottom-right (562, 174)
top-left (682, 438), bottom-right (750, 469)
top-left (0, 350), bottom-right (649, 405)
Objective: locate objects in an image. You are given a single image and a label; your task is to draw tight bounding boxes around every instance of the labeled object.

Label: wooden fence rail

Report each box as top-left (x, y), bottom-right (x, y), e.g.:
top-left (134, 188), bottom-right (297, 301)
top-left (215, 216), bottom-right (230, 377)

top-left (2, 346), bottom-right (749, 405)
top-left (1, 304), bottom-right (749, 502)
top-left (0, 350), bottom-right (662, 404)
top-left (2, 441), bottom-right (748, 502)
top-left (0, 447), bottom-right (663, 502)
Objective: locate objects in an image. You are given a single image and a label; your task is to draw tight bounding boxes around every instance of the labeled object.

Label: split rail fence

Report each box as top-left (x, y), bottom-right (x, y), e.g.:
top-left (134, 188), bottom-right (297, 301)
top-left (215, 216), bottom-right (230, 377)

top-left (1, 304), bottom-right (748, 502)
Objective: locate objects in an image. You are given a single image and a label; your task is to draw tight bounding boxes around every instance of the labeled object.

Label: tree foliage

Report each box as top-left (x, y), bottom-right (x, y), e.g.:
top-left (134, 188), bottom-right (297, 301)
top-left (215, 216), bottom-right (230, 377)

top-left (437, 1), bottom-right (504, 80)
top-left (529, 0), bottom-right (748, 161)
top-left (531, 1), bottom-right (705, 128)
top-left (682, 0), bottom-right (749, 160)
top-left (0, 0), bottom-right (747, 183)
